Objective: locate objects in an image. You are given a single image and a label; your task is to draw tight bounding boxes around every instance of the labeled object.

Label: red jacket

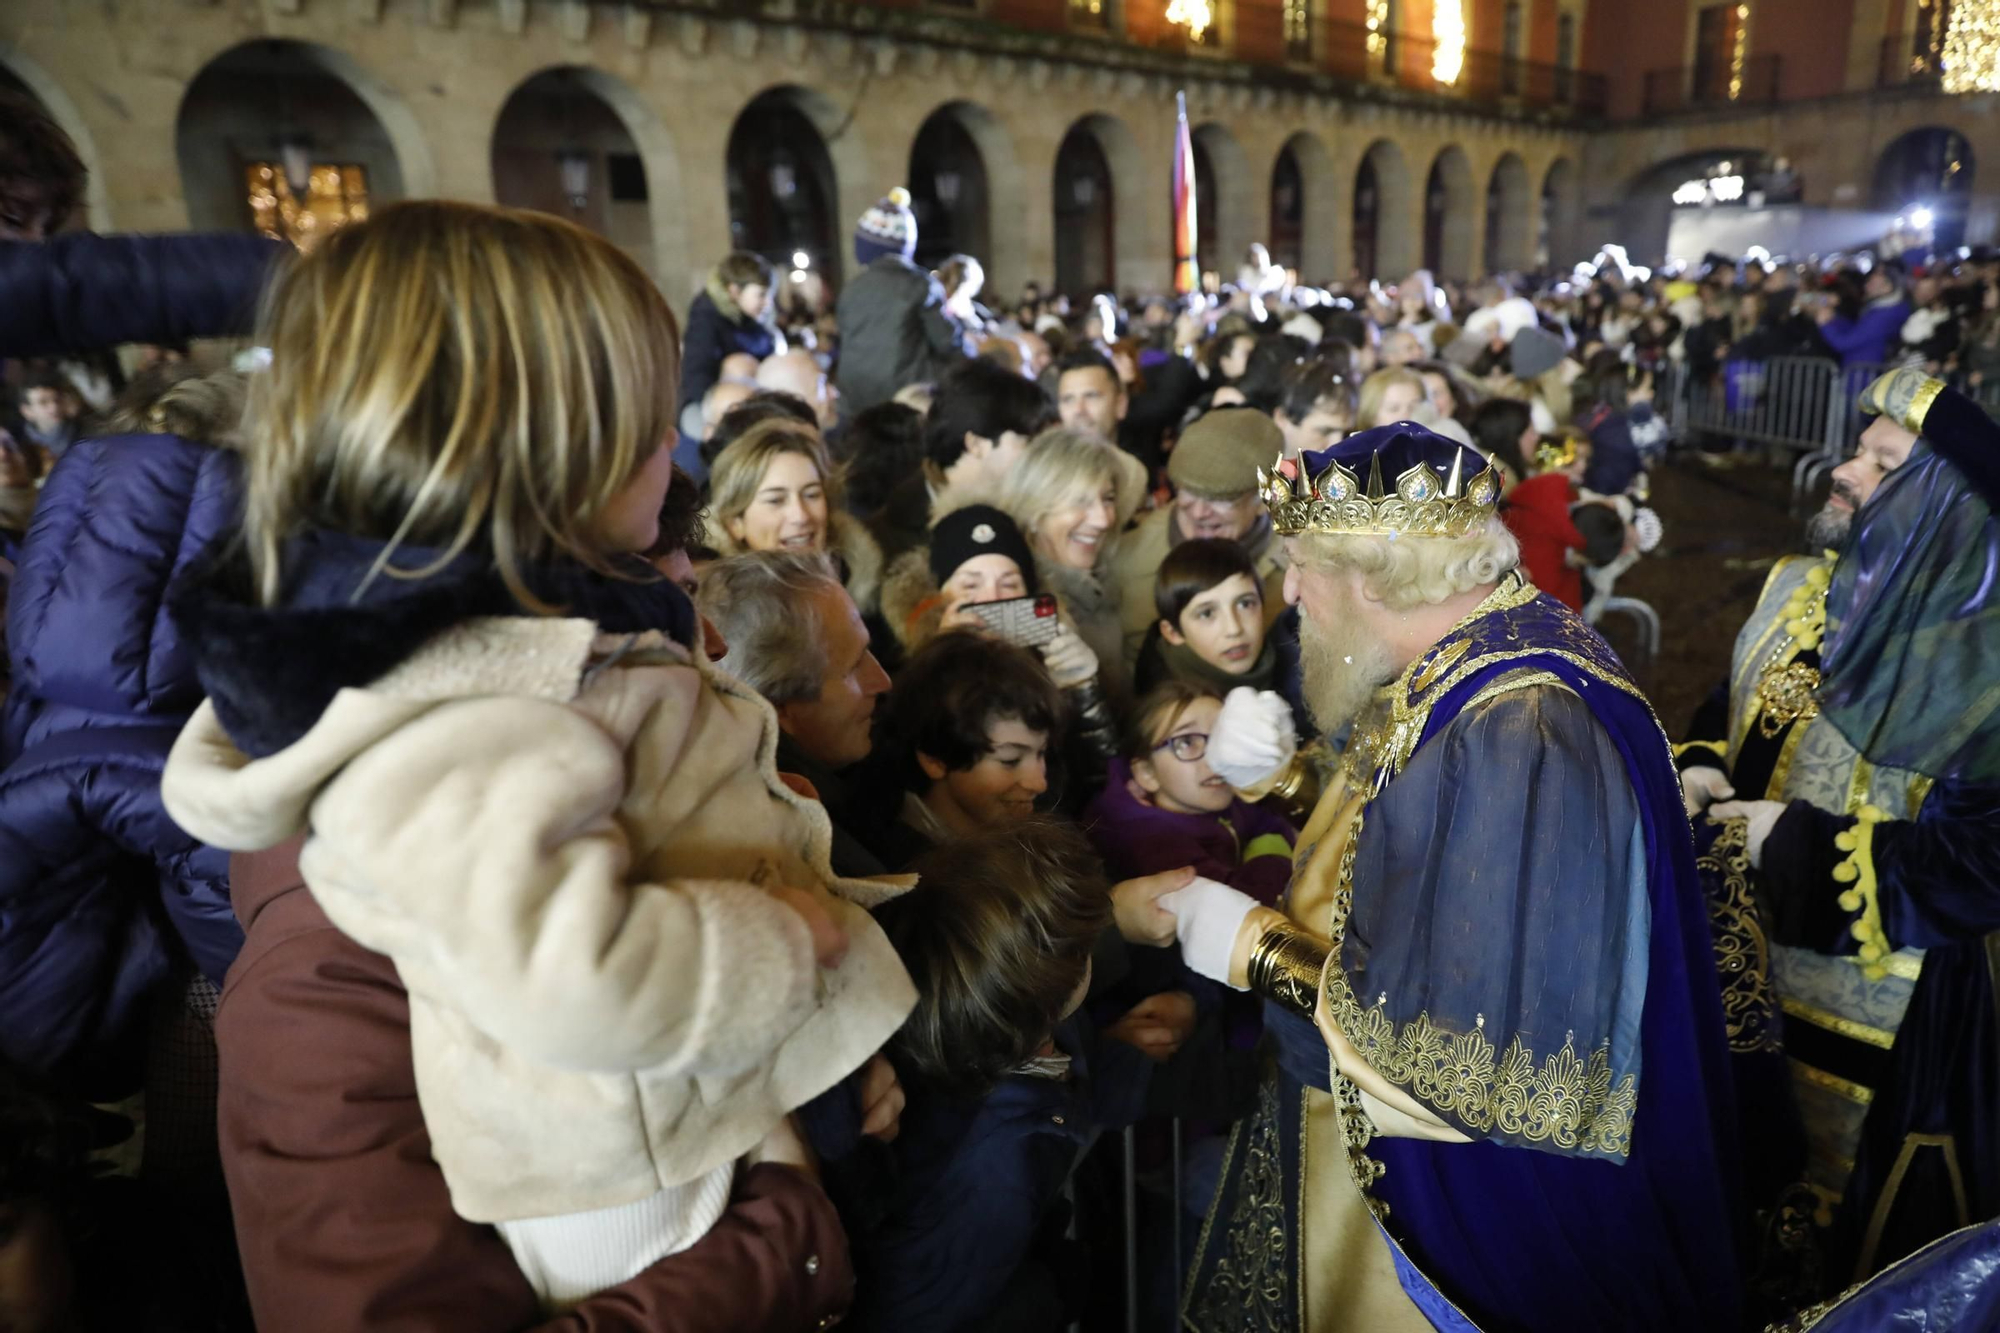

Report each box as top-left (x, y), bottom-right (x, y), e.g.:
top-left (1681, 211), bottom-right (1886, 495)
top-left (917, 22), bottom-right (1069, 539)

top-left (1502, 473), bottom-right (1587, 611)
top-left (215, 840), bottom-right (854, 1332)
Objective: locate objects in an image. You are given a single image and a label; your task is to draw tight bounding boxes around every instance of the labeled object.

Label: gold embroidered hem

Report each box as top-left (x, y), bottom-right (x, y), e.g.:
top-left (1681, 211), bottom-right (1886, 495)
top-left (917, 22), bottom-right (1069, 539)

top-left (1700, 817), bottom-right (1782, 1054)
top-left (1314, 808), bottom-right (1638, 1160)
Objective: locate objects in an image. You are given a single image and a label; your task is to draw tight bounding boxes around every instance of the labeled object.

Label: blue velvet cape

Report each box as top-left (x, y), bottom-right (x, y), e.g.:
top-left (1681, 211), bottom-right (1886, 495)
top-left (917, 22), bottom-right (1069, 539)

top-left (1187, 585), bottom-right (1746, 1332)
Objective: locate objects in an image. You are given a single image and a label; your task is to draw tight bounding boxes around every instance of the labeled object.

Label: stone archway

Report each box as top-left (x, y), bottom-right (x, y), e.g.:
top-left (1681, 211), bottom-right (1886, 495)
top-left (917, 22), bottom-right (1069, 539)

top-left (1270, 131), bottom-right (1337, 281)
top-left (175, 39), bottom-right (417, 247)
top-left (1540, 157), bottom-right (1580, 268)
top-left (0, 49), bottom-right (111, 230)
top-left (1484, 151), bottom-right (1532, 274)
top-left (1354, 138), bottom-right (1414, 280)
top-left (1053, 113), bottom-right (1144, 298)
top-left (491, 67), bottom-right (667, 283)
top-left (1874, 126), bottom-right (1976, 251)
top-left (1192, 121), bottom-right (1252, 280)
top-left (907, 99), bottom-right (1025, 293)
top-left (728, 86), bottom-right (845, 288)
top-left (1422, 145), bottom-right (1474, 280)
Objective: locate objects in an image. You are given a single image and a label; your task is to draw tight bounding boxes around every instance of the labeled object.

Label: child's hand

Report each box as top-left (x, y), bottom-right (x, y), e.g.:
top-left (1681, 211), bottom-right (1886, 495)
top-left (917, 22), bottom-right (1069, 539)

top-left (770, 884), bottom-right (849, 969)
top-left (1110, 866), bottom-right (1194, 947)
top-left (858, 1054), bottom-right (905, 1142)
top-left (1107, 991), bottom-right (1198, 1062)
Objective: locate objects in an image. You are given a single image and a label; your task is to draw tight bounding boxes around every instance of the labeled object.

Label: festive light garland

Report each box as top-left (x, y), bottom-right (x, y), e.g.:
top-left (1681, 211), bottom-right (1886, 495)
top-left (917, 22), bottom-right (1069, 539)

top-left (1728, 3), bottom-right (1749, 99)
top-left (1432, 0), bottom-right (1466, 85)
top-left (1943, 0), bottom-right (2000, 93)
top-left (1366, 0), bottom-right (1389, 59)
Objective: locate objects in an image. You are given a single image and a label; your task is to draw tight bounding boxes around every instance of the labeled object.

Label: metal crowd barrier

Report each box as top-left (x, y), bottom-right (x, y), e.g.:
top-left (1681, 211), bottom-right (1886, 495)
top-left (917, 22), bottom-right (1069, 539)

top-left (1659, 356), bottom-right (1887, 512)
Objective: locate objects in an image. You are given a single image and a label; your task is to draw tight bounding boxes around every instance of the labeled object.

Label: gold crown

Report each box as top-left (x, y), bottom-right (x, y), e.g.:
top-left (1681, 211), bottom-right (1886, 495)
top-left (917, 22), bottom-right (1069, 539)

top-left (1259, 446), bottom-right (1502, 538)
top-left (1534, 434), bottom-right (1580, 474)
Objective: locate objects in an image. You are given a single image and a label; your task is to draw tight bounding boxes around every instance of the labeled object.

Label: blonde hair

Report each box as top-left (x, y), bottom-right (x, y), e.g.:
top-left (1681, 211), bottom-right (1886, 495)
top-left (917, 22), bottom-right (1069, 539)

top-left (1355, 367), bottom-right (1428, 431)
top-left (994, 426), bottom-right (1146, 568)
top-left (707, 418), bottom-right (841, 555)
top-left (240, 201), bottom-right (679, 609)
top-left (1291, 516), bottom-right (1519, 611)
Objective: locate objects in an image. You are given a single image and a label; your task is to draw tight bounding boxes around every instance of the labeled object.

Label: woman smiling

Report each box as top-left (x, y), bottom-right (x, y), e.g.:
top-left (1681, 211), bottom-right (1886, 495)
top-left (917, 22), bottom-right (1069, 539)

top-left (993, 427), bottom-right (1147, 697)
top-left (709, 417), bottom-right (883, 614)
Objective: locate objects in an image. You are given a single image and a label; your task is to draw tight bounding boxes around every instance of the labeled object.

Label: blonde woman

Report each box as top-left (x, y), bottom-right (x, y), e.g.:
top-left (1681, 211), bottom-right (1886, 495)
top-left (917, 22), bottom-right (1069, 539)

top-left (707, 417), bottom-right (884, 614)
top-left (1353, 366), bottom-right (1429, 431)
top-left (993, 426), bottom-right (1147, 696)
top-left (158, 202), bottom-right (914, 1312)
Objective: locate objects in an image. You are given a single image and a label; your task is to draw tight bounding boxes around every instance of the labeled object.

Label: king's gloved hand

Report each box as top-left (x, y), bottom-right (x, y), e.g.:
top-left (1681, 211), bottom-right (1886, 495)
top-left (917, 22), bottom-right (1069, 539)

top-left (1206, 687), bottom-right (1298, 790)
top-left (1161, 878), bottom-right (1261, 991)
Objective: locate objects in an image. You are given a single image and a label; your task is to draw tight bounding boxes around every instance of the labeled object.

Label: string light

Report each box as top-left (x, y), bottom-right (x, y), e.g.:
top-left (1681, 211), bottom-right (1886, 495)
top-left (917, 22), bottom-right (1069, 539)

top-left (1167, 0), bottom-right (1213, 44)
top-left (1366, 0), bottom-right (1389, 59)
top-left (1729, 3), bottom-right (1749, 99)
top-left (1432, 0), bottom-right (1465, 85)
top-left (1943, 0), bottom-right (2000, 93)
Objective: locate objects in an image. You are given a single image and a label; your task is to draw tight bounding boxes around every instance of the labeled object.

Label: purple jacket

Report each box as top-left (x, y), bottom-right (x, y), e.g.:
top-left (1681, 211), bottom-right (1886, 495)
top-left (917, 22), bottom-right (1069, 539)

top-left (0, 231), bottom-right (283, 359)
top-left (0, 434), bottom-right (243, 1094)
top-left (1820, 297), bottom-right (1911, 368)
top-left (1084, 759), bottom-right (1296, 906)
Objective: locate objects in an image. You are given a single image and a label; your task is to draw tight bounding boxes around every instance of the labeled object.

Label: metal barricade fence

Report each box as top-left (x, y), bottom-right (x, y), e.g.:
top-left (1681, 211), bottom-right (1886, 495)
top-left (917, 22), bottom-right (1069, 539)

top-left (1659, 356), bottom-right (1887, 511)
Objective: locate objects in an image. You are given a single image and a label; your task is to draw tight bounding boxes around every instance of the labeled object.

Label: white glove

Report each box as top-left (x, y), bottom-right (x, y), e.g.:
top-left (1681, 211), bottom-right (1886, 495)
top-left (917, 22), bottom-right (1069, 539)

top-left (1039, 625), bottom-right (1099, 690)
top-left (1206, 688), bottom-right (1298, 789)
top-left (1161, 878), bottom-right (1261, 990)
top-left (1680, 766), bottom-right (1736, 819)
top-left (1709, 799), bottom-right (1787, 869)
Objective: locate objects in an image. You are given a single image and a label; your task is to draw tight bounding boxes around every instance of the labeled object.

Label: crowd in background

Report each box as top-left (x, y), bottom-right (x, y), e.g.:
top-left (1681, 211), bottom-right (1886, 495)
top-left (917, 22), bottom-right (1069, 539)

top-left (4, 84), bottom-right (2000, 1333)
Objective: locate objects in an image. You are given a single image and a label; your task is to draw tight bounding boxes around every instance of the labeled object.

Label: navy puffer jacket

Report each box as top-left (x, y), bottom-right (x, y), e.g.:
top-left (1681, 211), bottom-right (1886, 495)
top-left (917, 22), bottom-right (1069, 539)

top-left (0, 430), bottom-right (243, 1092)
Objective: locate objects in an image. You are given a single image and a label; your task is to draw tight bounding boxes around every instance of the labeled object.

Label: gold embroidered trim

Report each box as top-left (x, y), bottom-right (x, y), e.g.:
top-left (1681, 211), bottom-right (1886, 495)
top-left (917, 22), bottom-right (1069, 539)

top-left (1790, 1058), bottom-right (1877, 1106)
top-left (1850, 950), bottom-right (1924, 981)
top-left (1764, 719), bottom-right (1811, 803)
top-left (1342, 572), bottom-right (1655, 797)
top-left (1732, 552), bottom-right (1834, 759)
top-left (1779, 996), bottom-right (1896, 1050)
top-left (1699, 818), bottom-right (1781, 1054)
top-left (1320, 811), bottom-right (1639, 1158)
top-left (1833, 806), bottom-right (1891, 979)
top-left (1182, 1076), bottom-right (1294, 1333)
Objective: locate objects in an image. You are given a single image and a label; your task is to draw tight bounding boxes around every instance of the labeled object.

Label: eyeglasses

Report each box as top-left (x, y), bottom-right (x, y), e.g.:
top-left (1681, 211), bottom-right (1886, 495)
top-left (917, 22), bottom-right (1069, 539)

top-left (1153, 732), bottom-right (1209, 763)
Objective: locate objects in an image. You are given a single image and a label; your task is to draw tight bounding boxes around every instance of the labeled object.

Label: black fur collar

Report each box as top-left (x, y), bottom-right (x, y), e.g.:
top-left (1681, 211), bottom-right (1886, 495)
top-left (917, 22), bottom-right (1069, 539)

top-left (171, 531), bottom-right (696, 759)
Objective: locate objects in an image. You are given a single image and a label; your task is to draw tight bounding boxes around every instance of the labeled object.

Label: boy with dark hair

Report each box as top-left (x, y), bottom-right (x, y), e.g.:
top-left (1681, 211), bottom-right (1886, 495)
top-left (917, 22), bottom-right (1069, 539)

top-left (1133, 538), bottom-right (1306, 718)
top-left (851, 818), bottom-right (1152, 1332)
top-left (1273, 359), bottom-right (1356, 456)
top-left (922, 356), bottom-right (1051, 496)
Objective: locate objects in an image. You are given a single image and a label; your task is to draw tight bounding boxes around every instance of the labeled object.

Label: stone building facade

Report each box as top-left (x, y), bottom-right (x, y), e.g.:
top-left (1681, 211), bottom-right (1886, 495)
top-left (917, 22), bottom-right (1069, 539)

top-left (1, 0), bottom-right (1994, 308)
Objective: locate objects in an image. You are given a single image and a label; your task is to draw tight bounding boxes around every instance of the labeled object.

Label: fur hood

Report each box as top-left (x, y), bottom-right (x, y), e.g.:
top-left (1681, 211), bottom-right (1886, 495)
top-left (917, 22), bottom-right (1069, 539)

top-left (879, 545), bottom-right (946, 654)
top-left (705, 270), bottom-right (749, 324)
top-left (714, 508), bottom-right (885, 616)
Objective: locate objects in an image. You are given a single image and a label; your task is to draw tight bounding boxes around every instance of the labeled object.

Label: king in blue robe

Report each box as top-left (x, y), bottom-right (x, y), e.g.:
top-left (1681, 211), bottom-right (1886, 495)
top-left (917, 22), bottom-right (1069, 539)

top-left (1183, 424), bottom-right (1746, 1332)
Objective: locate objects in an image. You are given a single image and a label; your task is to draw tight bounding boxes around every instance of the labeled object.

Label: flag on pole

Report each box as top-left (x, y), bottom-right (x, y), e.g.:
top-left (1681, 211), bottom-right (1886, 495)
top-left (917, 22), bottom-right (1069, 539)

top-left (1172, 90), bottom-right (1199, 296)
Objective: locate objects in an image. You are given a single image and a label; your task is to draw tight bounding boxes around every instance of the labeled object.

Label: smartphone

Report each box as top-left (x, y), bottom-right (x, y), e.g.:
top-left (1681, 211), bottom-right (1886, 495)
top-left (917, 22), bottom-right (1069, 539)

top-left (965, 594), bottom-right (1062, 649)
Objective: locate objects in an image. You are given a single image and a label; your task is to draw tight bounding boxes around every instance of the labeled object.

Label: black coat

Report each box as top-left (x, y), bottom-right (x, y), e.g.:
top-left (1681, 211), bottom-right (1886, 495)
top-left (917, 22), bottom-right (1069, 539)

top-left (678, 286), bottom-right (780, 412)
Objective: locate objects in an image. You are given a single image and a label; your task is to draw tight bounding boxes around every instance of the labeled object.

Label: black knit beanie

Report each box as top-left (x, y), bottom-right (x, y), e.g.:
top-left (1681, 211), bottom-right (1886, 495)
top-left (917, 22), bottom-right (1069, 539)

top-left (928, 504), bottom-right (1039, 594)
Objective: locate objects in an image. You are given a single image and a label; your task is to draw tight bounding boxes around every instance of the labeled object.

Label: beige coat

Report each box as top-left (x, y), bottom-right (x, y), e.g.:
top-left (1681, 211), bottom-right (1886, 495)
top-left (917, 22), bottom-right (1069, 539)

top-left (1107, 507), bottom-right (1289, 671)
top-left (162, 617), bottom-right (916, 1223)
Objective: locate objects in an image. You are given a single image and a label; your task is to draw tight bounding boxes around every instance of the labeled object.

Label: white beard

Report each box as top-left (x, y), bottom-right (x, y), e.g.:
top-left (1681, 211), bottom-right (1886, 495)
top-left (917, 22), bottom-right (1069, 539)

top-left (1298, 599), bottom-right (1401, 736)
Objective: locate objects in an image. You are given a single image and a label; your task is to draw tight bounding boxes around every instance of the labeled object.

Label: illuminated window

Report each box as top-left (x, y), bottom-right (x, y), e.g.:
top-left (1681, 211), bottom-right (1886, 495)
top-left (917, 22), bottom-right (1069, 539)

top-left (1068, 0), bottom-right (1108, 29)
top-left (246, 161), bottom-right (369, 249)
top-left (1284, 0), bottom-right (1311, 61)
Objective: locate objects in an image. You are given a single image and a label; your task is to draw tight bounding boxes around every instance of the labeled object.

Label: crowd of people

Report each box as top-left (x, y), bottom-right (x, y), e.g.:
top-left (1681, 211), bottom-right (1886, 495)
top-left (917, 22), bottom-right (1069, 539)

top-left (4, 89), bottom-right (2000, 1333)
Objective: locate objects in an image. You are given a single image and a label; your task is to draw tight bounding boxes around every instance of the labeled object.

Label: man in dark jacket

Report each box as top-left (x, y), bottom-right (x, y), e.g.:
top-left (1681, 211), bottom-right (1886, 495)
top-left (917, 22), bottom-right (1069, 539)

top-left (832, 188), bottom-right (967, 415)
top-left (677, 250), bottom-right (782, 416)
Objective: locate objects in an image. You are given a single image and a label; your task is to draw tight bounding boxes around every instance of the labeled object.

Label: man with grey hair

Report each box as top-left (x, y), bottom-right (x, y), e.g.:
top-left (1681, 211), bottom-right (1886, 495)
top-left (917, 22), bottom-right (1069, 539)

top-left (1165, 422), bottom-right (1742, 1331)
top-left (700, 550), bottom-right (892, 877)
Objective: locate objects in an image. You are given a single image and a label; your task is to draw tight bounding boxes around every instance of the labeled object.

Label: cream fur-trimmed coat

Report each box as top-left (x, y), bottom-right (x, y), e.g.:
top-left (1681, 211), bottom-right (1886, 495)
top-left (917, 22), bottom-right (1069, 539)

top-left (162, 617), bottom-right (917, 1224)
